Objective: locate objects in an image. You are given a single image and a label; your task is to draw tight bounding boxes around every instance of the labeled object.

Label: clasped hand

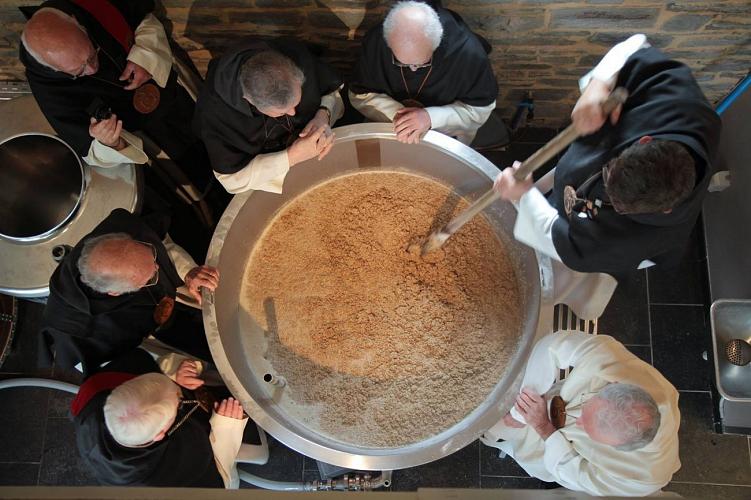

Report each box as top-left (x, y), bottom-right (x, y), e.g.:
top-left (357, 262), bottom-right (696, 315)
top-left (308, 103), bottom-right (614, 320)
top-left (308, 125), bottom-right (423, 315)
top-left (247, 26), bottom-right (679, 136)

top-left (393, 107), bottom-right (431, 144)
top-left (288, 111), bottom-right (335, 165)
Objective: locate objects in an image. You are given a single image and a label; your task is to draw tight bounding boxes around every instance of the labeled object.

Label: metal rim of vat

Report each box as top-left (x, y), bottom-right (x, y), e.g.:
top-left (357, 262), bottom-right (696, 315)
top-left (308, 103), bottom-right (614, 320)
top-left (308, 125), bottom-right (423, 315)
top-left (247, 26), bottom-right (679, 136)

top-left (203, 123), bottom-right (544, 470)
top-left (0, 133), bottom-right (85, 242)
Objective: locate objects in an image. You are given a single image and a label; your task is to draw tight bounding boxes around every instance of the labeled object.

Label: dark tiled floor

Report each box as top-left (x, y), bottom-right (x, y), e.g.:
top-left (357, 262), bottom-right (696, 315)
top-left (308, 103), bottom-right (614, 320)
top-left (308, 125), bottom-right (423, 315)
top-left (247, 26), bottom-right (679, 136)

top-left (598, 269), bottom-right (650, 344)
top-left (239, 435), bottom-right (304, 487)
top-left (1, 128), bottom-right (750, 496)
top-left (651, 305), bottom-right (712, 392)
top-left (663, 482), bottom-right (751, 500)
top-left (391, 441), bottom-right (480, 491)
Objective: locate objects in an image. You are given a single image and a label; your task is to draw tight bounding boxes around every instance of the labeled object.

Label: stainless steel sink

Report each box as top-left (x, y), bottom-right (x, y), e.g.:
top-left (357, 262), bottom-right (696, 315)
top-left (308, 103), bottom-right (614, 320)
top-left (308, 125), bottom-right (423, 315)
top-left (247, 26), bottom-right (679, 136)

top-left (711, 300), bottom-right (751, 400)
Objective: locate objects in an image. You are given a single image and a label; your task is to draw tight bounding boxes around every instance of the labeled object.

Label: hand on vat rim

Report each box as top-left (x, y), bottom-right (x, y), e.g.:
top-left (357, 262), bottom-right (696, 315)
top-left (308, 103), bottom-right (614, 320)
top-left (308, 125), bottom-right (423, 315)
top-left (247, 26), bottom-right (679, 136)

top-left (288, 126), bottom-right (334, 165)
top-left (184, 265), bottom-right (220, 304)
top-left (393, 107), bottom-right (431, 144)
top-left (299, 107), bottom-right (331, 138)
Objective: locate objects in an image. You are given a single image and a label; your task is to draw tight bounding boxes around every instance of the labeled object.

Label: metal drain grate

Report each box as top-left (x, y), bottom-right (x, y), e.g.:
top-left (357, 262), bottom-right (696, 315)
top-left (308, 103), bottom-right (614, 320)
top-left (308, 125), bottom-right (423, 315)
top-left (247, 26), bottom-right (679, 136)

top-left (552, 304), bottom-right (598, 381)
top-left (553, 303), bottom-right (598, 335)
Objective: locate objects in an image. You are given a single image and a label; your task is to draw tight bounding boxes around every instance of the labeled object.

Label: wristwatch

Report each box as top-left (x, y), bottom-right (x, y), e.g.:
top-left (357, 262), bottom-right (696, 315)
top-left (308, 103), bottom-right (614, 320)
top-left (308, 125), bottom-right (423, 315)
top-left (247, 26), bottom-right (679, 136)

top-left (318, 106), bottom-right (332, 123)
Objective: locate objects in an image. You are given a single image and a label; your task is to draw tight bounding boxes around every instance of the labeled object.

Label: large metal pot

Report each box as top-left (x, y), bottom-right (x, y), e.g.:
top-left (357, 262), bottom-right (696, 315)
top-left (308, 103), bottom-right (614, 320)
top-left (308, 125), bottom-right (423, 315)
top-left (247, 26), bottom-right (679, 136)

top-left (0, 95), bottom-right (140, 298)
top-left (0, 133), bottom-right (84, 241)
top-left (203, 123), bottom-right (547, 470)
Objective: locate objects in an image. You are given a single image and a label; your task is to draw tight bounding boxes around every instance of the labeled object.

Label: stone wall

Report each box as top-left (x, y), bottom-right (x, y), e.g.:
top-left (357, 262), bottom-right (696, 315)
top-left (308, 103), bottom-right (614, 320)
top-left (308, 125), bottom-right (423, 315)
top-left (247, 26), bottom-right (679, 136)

top-left (1, 0), bottom-right (749, 125)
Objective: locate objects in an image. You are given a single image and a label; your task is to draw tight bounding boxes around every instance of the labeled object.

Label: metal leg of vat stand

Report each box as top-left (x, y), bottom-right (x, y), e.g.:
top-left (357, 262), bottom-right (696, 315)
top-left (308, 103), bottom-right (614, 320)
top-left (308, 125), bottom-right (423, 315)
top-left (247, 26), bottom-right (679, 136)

top-left (235, 425), bottom-right (269, 465)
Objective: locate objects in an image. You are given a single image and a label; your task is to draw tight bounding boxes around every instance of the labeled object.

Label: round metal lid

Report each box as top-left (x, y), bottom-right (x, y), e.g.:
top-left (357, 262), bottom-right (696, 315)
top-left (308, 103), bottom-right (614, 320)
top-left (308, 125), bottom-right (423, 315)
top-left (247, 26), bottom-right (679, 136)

top-left (0, 133), bottom-right (84, 241)
top-left (0, 95), bottom-right (140, 298)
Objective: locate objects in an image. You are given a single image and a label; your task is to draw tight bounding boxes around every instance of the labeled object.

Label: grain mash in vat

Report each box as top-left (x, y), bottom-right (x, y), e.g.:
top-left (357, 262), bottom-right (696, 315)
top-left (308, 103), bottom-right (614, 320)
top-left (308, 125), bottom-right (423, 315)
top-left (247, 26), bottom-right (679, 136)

top-left (241, 170), bottom-right (522, 447)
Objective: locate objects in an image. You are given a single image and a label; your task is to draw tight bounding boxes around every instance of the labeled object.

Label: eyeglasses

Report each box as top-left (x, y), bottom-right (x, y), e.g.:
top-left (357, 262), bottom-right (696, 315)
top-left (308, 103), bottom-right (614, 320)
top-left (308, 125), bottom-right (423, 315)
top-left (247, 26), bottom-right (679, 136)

top-left (136, 241), bottom-right (159, 287)
top-left (392, 53), bottom-right (432, 71)
top-left (70, 45), bottom-right (100, 80)
top-left (552, 388), bottom-right (604, 425)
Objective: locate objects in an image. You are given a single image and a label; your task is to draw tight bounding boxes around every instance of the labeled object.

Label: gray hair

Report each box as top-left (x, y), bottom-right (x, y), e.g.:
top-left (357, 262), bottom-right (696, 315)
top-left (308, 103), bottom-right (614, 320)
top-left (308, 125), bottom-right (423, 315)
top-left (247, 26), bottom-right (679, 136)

top-left (383, 1), bottom-right (444, 52)
top-left (77, 232), bottom-right (141, 295)
top-left (593, 383), bottom-right (661, 452)
top-left (240, 50), bottom-right (305, 111)
top-left (104, 373), bottom-right (179, 447)
top-left (21, 7), bottom-right (87, 71)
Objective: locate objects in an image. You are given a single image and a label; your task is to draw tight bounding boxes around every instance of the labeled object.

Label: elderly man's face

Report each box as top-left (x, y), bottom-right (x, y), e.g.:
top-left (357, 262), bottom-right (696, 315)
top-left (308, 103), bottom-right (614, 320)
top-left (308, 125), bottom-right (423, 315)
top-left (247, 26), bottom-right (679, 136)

top-left (120, 241), bottom-right (159, 291)
top-left (257, 84), bottom-right (302, 118)
top-left (89, 239), bottom-right (159, 295)
top-left (389, 36), bottom-right (434, 72)
top-left (576, 397), bottom-right (625, 447)
top-left (60, 40), bottom-right (99, 78)
top-left (27, 11), bottom-right (100, 77)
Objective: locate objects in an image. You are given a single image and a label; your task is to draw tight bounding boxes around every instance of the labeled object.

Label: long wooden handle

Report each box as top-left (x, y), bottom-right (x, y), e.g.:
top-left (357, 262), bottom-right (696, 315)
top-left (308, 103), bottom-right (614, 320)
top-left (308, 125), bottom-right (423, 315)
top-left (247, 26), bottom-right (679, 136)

top-left (513, 86), bottom-right (628, 181)
top-left (438, 87), bottom-right (629, 240)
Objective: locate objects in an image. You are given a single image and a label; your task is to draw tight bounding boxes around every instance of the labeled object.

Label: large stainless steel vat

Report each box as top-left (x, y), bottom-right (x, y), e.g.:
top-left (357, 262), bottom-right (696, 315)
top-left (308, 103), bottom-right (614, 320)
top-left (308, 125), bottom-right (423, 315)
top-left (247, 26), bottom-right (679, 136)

top-left (203, 123), bottom-right (546, 469)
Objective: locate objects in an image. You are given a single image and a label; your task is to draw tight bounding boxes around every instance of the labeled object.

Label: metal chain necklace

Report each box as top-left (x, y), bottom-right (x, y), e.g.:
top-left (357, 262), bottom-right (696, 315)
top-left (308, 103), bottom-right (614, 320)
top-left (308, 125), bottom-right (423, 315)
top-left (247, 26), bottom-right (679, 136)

top-left (399, 65), bottom-right (433, 108)
top-left (166, 399), bottom-right (201, 436)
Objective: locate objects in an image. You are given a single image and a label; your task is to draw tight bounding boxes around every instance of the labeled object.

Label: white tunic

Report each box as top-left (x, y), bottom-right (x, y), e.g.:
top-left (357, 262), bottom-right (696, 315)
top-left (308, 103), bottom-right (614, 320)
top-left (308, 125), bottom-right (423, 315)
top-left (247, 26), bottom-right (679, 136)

top-left (484, 331), bottom-right (681, 497)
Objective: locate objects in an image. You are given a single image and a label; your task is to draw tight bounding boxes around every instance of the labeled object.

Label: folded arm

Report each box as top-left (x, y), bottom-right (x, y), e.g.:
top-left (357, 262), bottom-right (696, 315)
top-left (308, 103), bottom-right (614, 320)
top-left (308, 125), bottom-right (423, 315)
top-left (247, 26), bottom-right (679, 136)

top-left (425, 100), bottom-right (496, 144)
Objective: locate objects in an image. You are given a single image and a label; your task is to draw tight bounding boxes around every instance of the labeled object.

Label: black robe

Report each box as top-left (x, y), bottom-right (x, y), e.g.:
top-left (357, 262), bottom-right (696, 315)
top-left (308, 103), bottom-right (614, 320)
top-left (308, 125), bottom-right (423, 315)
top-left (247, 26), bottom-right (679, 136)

top-left (19, 0), bottom-right (202, 178)
top-left (193, 38), bottom-right (342, 175)
top-left (40, 209), bottom-right (210, 375)
top-left (349, 6), bottom-right (497, 109)
top-left (74, 348), bottom-right (224, 487)
top-left (548, 47), bottom-right (721, 275)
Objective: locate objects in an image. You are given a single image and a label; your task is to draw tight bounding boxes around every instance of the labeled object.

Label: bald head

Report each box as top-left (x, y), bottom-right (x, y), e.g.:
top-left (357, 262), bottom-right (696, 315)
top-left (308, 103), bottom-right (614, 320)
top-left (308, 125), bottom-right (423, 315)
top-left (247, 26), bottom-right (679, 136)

top-left (22, 8), bottom-right (98, 76)
top-left (77, 233), bottom-right (158, 295)
top-left (383, 1), bottom-right (443, 68)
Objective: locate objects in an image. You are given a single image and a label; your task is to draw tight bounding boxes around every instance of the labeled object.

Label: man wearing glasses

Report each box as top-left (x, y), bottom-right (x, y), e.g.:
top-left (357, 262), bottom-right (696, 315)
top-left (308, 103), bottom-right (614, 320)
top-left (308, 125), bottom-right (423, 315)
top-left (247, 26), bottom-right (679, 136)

top-left (493, 34), bottom-right (721, 276)
top-left (349, 1), bottom-right (497, 145)
top-left (40, 209), bottom-right (219, 375)
top-left (481, 332), bottom-right (680, 496)
top-left (19, 1), bottom-right (213, 197)
top-left (194, 39), bottom-right (343, 195)
top-left (73, 348), bottom-right (247, 488)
